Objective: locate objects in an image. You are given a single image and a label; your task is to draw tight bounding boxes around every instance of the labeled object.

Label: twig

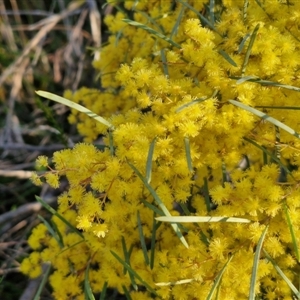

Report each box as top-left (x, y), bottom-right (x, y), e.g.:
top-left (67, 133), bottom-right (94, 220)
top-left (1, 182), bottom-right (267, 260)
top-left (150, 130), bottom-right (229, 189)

top-left (0, 1), bottom-right (17, 51)
top-left (19, 264), bottom-right (50, 300)
top-left (0, 196), bottom-right (56, 227)
top-left (2, 58), bottom-right (29, 153)
top-left (0, 241), bottom-right (22, 250)
top-left (0, 1), bottom-right (85, 86)
top-left (0, 143), bottom-right (70, 151)
top-left (0, 267), bottom-right (20, 275)
top-left (0, 170), bottom-right (33, 179)
top-left (87, 0), bottom-right (101, 60)
top-left (9, 0), bottom-right (27, 45)
top-left (0, 10), bottom-right (54, 16)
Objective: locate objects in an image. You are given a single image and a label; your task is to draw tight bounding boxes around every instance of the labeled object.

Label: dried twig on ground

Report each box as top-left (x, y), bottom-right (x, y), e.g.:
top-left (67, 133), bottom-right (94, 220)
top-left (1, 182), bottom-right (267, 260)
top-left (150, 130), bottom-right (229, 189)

top-left (0, 1), bottom-right (85, 86)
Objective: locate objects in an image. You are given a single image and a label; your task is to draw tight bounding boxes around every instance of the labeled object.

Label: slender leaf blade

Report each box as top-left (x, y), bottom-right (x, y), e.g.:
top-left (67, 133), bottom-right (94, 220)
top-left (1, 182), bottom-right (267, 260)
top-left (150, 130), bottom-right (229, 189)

top-left (141, 199), bottom-right (164, 216)
top-left (129, 163), bottom-right (189, 248)
top-left (263, 250), bottom-right (300, 298)
top-left (123, 19), bottom-right (181, 48)
top-left (99, 282), bottom-right (108, 300)
top-left (33, 264), bottom-right (52, 300)
top-left (122, 285), bottom-right (132, 300)
top-left (160, 49), bottom-right (169, 77)
top-left (137, 211), bottom-right (150, 266)
top-left (35, 196), bottom-right (84, 239)
top-left (146, 138), bottom-right (156, 184)
top-left (110, 250), bottom-right (158, 295)
top-left (218, 49), bottom-right (237, 67)
top-left (176, 0), bottom-right (219, 34)
top-left (238, 33), bottom-right (250, 54)
top-left (284, 204), bottom-right (300, 262)
top-left (184, 137), bottom-right (193, 172)
top-left (155, 278), bottom-right (194, 286)
top-left (243, 137), bottom-right (293, 179)
top-left (255, 106), bottom-right (300, 110)
top-left (241, 24), bottom-right (259, 75)
top-left (150, 212), bottom-right (158, 269)
top-left (36, 91), bottom-right (113, 129)
top-left (229, 100), bottom-right (300, 139)
top-left (156, 216), bottom-right (250, 223)
top-left (206, 255), bottom-right (234, 300)
top-left (37, 215), bottom-right (64, 248)
top-left (84, 263), bottom-right (95, 300)
top-left (249, 225), bottom-right (269, 300)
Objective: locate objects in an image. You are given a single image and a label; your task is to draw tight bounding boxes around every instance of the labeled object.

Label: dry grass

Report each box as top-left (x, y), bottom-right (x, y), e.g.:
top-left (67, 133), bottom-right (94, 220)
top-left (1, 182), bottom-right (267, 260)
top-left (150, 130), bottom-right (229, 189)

top-left (0, 1), bottom-right (111, 298)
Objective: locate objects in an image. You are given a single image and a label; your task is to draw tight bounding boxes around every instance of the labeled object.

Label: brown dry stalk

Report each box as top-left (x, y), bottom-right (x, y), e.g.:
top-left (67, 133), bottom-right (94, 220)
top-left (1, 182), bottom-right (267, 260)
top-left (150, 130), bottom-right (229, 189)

top-left (0, 1), bottom-right (85, 86)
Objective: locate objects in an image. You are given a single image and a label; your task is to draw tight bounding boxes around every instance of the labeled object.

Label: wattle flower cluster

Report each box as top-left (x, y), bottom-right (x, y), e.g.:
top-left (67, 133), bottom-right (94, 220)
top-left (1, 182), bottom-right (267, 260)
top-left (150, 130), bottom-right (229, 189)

top-left (22, 1), bottom-right (300, 299)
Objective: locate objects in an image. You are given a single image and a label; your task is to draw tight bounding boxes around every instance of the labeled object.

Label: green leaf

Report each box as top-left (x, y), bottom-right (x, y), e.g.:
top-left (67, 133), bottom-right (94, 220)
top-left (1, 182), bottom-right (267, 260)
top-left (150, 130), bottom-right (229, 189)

top-left (121, 236), bottom-right (129, 275)
top-left (50, 217), bottom-right (65, 247)
top-left (238, 33), bottom-right (250, 54)
top-left (132, 10), bottom-right (164, 33)
top-left (221, 161), bottom-right (228, 187)
top-left (84, 263), bottom-right (95, 300)
top-left (137, 211), bottom-right (150, 266)
top-left (155, 278), bottom-right (194, 286)
top-left (129, 163), bottom-right (189, 248)
top-left (262, 145), bottom-right (268, 165)
top-left (115, 28), bottom-right (124, 46)
top-left (108, 129), bottom-right (115, 156)
top-left (253, 80), bottom-right (300, 91)
top-left (234, 77), bottom-right (300, 92)
top-left (263, 250), bottom-right (300, 298)
top-left (36, 91), bottom-right (114, 129)
top-left (209, 0), bottom-right (215, 25)
top-left (284, 204), bottom-right (300, 262)
top-left (58, 240), bottom-right (85, 255)
top-left (176, 96), bottom-right (209, 113)
top-left (206, 255), bottom-right (234, 300)
top-left (146, 138), bottom-right (156, 184)
top-left (99, 282), bottom-right (108, 300)
top-left (184, 137), bottom-right (193, 172)
top-left (176, 0), bottom-right (219, 34)
top-left (218, 49), bottom-right (237, 67)
top-left (176, 90), bottom-right (218, 113)
top-left (243, 137), bottom-right (292, 178)
top-left (37, 215), bottom-right (64, 248)
top-left (35, 196), bottom-right (84, 239)
top-left (156, 216), bottom-right (250, 223)
top-left (255, 106), bottom-right (300, 110)
top-left (160, 49), bottom-right (169, 77)
top-left (110, 250), bottom-right (158, 296)
top-left (229, 100), bottom-right (300, 139)
top-left (241, 24), bottom-right (259, 75)
top-left (141, 199), bottom-right (164, 216)
top-left (178, 202), bottom-right (191, 216)
top-left (123, 19), bottom-right (181, 49)
top-left (170, 5), bottom-right (185, 38)
top-left (236, 75), bottom-right (259, 84)
top-left (121, 237), bottom-right (138, 289)
top-left (122, 285), bottom-right (132, 300)
top-left (33, 264), bottom-right (52, 300)
top-left (150, 212), bottom-right (158, 269)
top-left (249, 225), bottom-right (269, 300)
top-left (243, 0), bottom-right (249, 22)
top-left (203, 177), bottom-right (212, 213)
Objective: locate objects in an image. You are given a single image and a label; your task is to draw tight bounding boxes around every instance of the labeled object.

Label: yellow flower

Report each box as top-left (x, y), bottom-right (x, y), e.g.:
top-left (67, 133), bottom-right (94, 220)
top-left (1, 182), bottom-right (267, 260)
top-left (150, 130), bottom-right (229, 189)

top-left (44, 172), bottom-right (60, 188)
top-left (36, 155), bottom-right (49, 168)
top-left (30, 172), bottom-right (43, 186)
top-left (209, 237), bottom-right (229, 261)
top-left (76, 215), bottom-right (92, 231)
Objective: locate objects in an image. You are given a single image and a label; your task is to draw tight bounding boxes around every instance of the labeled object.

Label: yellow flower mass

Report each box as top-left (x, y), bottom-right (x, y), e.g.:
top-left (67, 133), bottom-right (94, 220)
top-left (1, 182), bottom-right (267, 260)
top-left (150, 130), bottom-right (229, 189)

top-left (23, 0), bottom-right (300, 299)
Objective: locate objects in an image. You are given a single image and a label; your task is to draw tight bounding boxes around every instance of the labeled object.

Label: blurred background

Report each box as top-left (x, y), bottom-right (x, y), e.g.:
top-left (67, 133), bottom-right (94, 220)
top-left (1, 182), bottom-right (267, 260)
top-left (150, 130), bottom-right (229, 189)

top-left (0, 1), bottom-right (110, 298)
